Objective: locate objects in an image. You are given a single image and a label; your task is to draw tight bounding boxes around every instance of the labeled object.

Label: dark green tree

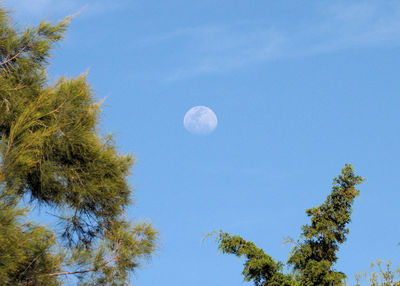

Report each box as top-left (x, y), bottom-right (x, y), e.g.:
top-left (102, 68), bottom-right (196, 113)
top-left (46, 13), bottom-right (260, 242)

top-left (215, 164), bottom-right (364, 286)
top-left (0, 5), bottom-right (156, 285)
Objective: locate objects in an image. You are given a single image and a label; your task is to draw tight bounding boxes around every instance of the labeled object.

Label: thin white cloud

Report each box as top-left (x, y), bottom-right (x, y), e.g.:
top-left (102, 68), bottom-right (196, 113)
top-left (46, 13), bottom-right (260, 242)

top-left (6, 1), bottom-right (400, 80)
top-left (143, 1), bottom-right (400, 81)
top-left (305, 1), bottom-right (400, 53)
top-left (164, 26), bottom-right (287, 81)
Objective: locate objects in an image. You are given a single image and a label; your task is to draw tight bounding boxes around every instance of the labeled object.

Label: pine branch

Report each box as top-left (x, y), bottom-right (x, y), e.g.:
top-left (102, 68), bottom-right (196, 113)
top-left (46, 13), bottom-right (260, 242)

top-left (0, 35), bottom-right (39, 67)
top-left (44, 242), bottom-right (121, 278)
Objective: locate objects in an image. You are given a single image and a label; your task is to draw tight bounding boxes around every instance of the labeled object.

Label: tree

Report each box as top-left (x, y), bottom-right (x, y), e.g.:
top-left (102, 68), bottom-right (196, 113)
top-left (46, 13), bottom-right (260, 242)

top-left (215, 164), bottom-right (364, 286)
top-left (0, 5), bottom-right (156, 285)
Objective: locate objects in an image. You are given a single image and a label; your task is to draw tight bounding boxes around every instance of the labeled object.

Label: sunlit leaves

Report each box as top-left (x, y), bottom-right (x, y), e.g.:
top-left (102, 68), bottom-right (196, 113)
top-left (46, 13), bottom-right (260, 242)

top-left (215, 165), bottom-right (364, 286)
top-left (0, 6), bottom-right (156, 285)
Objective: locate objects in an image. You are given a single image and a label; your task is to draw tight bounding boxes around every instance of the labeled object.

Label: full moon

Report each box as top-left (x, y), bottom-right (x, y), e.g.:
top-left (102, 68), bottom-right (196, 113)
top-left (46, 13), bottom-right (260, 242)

top-left (183, 106), bottom-right (218, 135)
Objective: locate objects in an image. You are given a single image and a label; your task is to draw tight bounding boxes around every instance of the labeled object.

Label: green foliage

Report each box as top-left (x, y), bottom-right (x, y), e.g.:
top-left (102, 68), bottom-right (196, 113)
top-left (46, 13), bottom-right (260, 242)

top-left (217, 232), bottom-right (297, 286)
top-left (0, 199), bottom-right (62, 285)
top-left (288, 164), bottom-right (365, 285)
top-left (0, 5), bottom-right (157, 285)
top-left (215, 165), bottom-right (364, 286)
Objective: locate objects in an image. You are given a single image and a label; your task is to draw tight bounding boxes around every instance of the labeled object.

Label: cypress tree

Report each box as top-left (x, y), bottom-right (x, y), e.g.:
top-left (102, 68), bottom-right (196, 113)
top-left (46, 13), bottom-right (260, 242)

top-left (0, 5), bottom-right (156, 285)
top-left (215, 164), bottom-right (364, 286)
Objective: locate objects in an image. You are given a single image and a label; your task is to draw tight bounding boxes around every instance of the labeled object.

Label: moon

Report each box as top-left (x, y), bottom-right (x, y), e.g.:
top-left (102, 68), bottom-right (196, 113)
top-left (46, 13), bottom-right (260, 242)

top-left (183, 106), bottom-right (218, 135)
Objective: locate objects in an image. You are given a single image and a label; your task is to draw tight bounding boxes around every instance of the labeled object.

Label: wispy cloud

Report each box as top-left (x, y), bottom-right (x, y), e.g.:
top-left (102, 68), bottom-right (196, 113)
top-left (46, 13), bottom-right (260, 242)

top-left (7, 1), bottom-right (400, 81)
top-left (303, 1), bottom-right (400, 54)
top-left (161, 25), bottom-right (287, 81)
top-left (141, 1), bottom-right (400, 81)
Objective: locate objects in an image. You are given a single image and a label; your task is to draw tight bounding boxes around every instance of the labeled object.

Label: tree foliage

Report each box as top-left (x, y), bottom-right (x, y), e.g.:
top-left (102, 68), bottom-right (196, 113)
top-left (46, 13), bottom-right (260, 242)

top-left (0, 5), bottom-right (156, 285)
top-left (216, 165), bottom-right (365, 286)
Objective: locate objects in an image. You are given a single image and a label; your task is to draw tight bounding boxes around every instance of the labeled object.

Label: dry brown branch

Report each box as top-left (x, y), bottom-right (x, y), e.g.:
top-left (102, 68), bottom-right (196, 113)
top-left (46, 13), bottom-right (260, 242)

top-left (0, 35), bottom-right (38, 67)
top-left (45, 242), bottom-right (121, 278)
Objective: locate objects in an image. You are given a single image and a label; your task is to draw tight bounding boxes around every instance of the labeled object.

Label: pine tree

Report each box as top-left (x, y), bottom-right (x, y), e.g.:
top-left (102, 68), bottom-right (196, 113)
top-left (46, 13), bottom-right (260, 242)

top-left (215, 164), bottom-right (364, 286)
top-left (0, 5), bottom-right (156, 285)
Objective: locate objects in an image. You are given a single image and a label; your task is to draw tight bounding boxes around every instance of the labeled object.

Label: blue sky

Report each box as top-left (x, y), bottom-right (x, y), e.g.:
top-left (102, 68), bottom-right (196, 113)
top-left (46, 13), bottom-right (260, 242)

top-left (5, 0), bottom-right (400, 284)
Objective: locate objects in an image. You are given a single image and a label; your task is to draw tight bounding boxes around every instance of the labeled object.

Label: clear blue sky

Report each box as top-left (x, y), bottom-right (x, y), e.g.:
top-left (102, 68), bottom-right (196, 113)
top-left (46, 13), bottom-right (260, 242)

top-left (6, 0), bottom-right (400, 285)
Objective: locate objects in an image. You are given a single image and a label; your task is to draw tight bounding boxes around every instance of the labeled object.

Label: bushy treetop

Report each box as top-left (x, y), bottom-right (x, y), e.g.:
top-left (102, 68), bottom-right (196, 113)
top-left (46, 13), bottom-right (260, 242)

top-left (216, 165), bottom-right (364, 286)
top-left (0, 5), bottom-right (156, 285)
